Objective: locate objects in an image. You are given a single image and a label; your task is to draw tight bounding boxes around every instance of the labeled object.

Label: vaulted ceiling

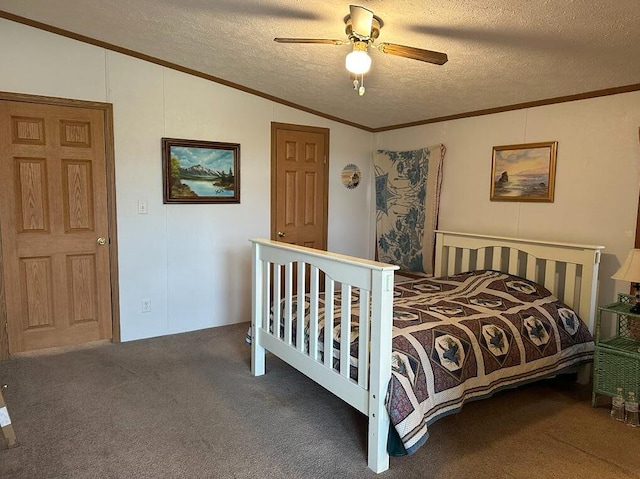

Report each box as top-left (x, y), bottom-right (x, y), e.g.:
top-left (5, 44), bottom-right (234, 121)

top-left (2, 0), bottom-right (640, 131)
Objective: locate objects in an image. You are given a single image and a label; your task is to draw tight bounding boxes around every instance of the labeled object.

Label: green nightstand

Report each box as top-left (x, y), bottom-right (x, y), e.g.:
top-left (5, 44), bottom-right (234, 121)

top-left (592, 293), bottom-right (640, 407)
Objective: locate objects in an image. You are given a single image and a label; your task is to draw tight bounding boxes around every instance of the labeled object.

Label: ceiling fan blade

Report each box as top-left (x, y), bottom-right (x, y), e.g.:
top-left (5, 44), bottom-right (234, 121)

top-left (377, 42), bottom-right (448, 65)
top-left (274, 37), bottom-right (346, 45)
top-left (349, 5), bottom-right (374, 39)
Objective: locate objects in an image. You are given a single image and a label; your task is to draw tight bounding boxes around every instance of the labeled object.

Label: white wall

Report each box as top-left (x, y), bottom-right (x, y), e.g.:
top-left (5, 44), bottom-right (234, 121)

top-left (375, 94), bottom-right (640, 305)
top-left (0, 19), bottom-right (375, 341)
top-left (4, 17), bottom-right (639, 341)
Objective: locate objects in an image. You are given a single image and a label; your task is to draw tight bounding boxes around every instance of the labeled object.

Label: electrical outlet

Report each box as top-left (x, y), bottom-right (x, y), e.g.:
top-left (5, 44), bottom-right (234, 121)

top-left (142, 299), bottom-right (151, 313)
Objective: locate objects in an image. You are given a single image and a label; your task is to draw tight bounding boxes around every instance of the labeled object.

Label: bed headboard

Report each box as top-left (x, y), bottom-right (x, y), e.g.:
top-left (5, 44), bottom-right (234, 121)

top-left (434, 230), bottom-right (604, 331)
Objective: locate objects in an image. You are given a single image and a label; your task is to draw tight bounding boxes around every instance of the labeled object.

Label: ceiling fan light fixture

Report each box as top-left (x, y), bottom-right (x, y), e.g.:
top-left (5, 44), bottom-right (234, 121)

top-left (345, 41), bottom-right (371, 74)
top-left (274, 5), bottom-right (448, 98)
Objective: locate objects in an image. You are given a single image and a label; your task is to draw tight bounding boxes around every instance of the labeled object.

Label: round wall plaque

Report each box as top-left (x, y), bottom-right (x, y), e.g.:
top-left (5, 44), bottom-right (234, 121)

top-left (341, 163), bottom-right (361, 190)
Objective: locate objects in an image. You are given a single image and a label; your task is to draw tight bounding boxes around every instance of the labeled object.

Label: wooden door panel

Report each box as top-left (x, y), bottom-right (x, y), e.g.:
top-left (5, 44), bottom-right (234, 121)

top-left (20, 256), bottom-right (54, 329)
top-left (62, 159), bottom-right (94, 231)
top-left (304, 171), bottom-right (317, 226)
top-left (15, 157), bottom-right (49, 232)
top-left (284, 170), bottom-right (297, 227)
top-left (304, 142), bottom-right (318, 163)
top-left (0, 100), bottom-right (112, 353)
top-left (285, 140), bottom-right (297, 161)
top-left (67, 253), bottom-right (98, 323)
top-left (59, 120), bottom-right (92, 147)
top-left (11, 116), bottom-right (46, 145)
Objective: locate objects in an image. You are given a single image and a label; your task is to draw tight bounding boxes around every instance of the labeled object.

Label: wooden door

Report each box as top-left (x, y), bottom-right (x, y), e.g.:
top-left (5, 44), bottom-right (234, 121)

top-left (0, 100), bottom-right (113, 353)
top-left (271, 123), bottom-right (329, 250)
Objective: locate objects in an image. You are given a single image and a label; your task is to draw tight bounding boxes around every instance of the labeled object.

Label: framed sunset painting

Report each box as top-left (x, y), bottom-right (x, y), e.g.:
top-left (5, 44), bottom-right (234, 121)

top-left (490, 141), bottom-right (557, 202)
top-left (162, 138), bottom-right (240, 204)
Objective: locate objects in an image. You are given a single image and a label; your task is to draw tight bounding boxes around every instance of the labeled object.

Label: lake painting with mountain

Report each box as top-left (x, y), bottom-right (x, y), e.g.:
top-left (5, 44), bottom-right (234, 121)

top-left (162, 138), bottom-right (240, 204)
top-left (490, 142), bottom-right (557, 202)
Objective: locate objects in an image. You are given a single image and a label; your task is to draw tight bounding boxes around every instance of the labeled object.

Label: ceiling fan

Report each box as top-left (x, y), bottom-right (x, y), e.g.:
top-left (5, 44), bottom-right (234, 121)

top-left (274, 4), bottom-right (448, 96)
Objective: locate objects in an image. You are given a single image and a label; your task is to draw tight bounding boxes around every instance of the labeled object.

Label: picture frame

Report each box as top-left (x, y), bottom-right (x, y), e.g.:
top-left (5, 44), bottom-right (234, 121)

top-left (490, 141), bottom-right (557, 202)
top-left (162, 138), bottom-right (240, 204)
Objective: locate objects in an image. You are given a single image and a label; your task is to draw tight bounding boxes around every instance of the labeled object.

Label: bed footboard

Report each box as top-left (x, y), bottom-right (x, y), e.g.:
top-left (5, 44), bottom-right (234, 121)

top-left (250, 239), bottom-right (398, 473)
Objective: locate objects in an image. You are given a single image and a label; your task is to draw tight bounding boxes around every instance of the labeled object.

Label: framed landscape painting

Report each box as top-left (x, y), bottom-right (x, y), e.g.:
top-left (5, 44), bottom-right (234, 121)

top-left (162, 138), bottom-right (240, 204)
top-left (490, 141), bottom-right (557, 202)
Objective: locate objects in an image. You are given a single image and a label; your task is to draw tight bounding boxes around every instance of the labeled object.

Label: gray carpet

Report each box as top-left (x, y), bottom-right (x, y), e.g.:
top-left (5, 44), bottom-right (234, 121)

top-left (0, 323), bottom-right (639, 479)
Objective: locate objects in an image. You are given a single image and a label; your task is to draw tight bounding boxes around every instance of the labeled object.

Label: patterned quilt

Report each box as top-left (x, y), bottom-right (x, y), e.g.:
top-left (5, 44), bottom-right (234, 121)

top-left (386, 270), bottom-right (593, 454)
top-left (260, 270), bottom-right (594, 456)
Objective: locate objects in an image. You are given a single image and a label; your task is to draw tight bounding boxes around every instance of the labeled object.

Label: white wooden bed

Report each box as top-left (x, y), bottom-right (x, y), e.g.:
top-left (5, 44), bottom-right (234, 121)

top-left (250, 230), bottom-right (604, 473)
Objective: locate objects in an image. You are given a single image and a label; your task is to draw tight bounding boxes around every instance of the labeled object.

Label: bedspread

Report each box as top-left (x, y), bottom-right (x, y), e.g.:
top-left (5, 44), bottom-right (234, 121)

top-left (386, 270), bottom-right (593, 454)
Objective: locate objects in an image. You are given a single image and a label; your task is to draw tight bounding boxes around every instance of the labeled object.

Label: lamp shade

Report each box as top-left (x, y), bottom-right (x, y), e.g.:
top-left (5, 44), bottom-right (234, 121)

top-left (612, 249), bottom-right (640, 283)
top-left (345, 42), bottom-right (371, 74)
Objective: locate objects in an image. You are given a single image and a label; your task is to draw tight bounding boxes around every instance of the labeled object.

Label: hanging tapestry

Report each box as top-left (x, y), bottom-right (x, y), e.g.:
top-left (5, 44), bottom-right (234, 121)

top-left (374, 145), bottom-right (445, 274)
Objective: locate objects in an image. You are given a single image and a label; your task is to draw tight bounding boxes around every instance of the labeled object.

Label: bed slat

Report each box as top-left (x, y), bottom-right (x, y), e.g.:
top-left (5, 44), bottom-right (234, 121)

top-left (324, 278), bottom-right (335, 368)
top-left (564, 263), bottom-right (578, 305)
top-left (340, 284), bottom-right (352, 378)
top-left (476, 248), bottom-right (486, 270)
top-left (309, 266), bottom-right (320, 360)
top-left (461, 248), bottom-right (471, 272)
top-left (358, 289), bottom-right (371, 389)
top-left (508, 249), bottom-right (518, 275)
top-left (544, 260), bottom-right (557, 293)
top-left (492, 247), bottom-right (502, 270)
top-left (262, 262), bottom-right (271, 331)
top-left (447, 248), bottom-right (455, 274)
top-left (525, 254), bottom-right (536, 282)
top-left (284, 263), bottom-right (293, 344)
top-left (297, 262), bottom-right (306, 352)
top-left (273, 265), bottom-right (282, 339)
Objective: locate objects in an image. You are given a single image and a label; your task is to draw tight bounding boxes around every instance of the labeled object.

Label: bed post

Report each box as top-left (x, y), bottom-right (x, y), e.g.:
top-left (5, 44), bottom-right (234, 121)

top-left (367, 268), bottom-right (394, 473)
top-left (578, 247), bottom-right (602, 333)
top-left (577, 247), bottom-right (602, 384)
top-left (434, 231), bottom-right (445, 276)
top-left (251, 241), bottom-right (266, 376)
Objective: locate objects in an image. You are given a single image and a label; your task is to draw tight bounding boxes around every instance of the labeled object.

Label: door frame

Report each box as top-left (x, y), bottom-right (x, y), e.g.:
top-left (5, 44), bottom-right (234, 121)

top-left (270, 122), bottom-right (330, 249)
top-left (0, 91), bottom-right (121, 359)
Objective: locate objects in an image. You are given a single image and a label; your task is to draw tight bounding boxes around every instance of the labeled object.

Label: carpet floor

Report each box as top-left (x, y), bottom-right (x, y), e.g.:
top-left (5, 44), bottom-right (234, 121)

top-left (1, 322), bottom-right (639, 478)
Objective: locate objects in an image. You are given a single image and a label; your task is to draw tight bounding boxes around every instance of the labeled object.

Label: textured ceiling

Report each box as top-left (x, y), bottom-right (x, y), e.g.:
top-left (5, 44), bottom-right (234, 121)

top-left (1, 0), bottom-right (640, 130)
